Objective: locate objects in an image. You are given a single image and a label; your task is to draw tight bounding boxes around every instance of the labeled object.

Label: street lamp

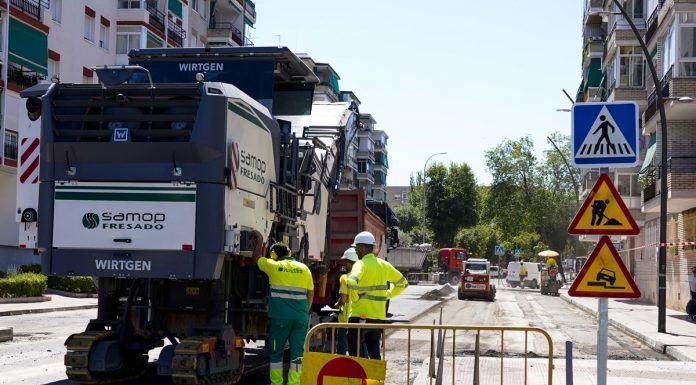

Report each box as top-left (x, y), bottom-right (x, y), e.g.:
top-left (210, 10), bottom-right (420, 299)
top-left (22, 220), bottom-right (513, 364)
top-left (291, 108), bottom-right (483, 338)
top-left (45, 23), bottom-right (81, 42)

top-left (421, 152), bottom-right (446, 245)
top-left (610, 0), bottom-right (668, 334)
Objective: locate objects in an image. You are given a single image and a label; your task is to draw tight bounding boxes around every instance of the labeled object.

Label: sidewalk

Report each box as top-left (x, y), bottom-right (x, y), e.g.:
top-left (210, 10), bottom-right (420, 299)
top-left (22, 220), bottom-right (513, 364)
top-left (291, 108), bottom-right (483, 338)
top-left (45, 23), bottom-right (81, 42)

top-left (0, 294), bottom-right (98, 316)
top-left (560, 289), bottom-right (696, 361)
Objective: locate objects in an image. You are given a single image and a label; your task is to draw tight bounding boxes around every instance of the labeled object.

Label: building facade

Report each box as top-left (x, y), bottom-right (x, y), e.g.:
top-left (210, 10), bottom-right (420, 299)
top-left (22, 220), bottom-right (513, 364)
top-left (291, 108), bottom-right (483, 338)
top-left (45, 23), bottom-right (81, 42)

top-left (579, 0), bottom-right (696, 311)
top-left (0, 0), bottom-right (255, 269)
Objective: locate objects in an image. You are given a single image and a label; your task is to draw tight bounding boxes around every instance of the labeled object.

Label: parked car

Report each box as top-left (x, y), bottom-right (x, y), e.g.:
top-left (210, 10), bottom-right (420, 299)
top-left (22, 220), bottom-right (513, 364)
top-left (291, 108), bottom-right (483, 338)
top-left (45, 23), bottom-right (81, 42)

top-left (489, 266), bottom-right (500, 278)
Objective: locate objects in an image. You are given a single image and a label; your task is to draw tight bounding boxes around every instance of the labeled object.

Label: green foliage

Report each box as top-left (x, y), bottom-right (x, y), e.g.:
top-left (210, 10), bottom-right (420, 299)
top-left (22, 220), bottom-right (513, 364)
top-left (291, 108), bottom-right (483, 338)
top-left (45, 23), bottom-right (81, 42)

top-left (0, 271), bottom-right (6, 279)
top-left (0, 273), bottom-right (47, 298)
top-left (47, 276), bottom-right (97, 294)
top-left (394, 203), bottom-right (420, 233)
top-left (424, 162), bottom-right (479, 246)
top-left (483, 134), bottom-right (579, 259)
top-left (456, 224), bottom-right (499, 259)
top-left (19, 264), bottom-right (42, 274)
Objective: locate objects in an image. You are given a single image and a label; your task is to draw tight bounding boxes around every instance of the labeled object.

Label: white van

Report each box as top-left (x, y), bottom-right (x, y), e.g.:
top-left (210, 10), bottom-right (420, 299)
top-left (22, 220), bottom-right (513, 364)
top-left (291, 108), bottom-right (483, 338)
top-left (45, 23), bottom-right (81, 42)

top-left (506, 261), bottom-right (542, 289)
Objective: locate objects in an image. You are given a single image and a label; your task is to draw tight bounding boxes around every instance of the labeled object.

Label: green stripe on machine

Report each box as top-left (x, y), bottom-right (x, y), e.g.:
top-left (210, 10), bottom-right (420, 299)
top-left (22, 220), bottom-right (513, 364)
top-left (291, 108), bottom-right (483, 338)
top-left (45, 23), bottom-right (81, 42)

top-left (228, 102), bottom-right (269, 132)
top-left (55, 192), bottom-right (196, 202)
top-left (56, 186), bottom-right (196, 191)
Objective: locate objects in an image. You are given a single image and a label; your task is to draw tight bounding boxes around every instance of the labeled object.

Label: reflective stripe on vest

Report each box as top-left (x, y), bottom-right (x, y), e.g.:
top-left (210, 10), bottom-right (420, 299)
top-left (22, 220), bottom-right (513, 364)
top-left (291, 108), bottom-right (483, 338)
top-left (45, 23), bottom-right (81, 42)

top-left (358, 294), bottom-right (388, 301)
top-left (347, 284), bottom-right (389, 291)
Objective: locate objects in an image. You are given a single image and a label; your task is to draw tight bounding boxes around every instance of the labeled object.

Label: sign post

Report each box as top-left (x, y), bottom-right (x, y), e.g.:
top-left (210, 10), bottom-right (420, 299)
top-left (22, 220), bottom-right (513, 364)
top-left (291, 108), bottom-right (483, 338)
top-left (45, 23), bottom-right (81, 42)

top-left (570, 103), bottom-right (640, 385)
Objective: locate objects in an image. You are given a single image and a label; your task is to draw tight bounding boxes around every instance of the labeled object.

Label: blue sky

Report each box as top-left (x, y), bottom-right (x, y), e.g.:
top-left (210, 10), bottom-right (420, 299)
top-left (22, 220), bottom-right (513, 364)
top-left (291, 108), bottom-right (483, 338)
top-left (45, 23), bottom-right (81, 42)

top-left (252, 1), bottom-right (582, 185)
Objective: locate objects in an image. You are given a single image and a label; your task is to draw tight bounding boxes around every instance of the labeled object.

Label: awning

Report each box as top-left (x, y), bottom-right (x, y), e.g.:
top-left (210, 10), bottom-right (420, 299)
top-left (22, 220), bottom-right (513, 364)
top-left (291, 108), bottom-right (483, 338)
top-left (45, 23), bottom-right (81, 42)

top-left (9, 18), bottom-right (48, 75)
top-left (584, 58), bottom-right (603, 89)
top-left (640, 133), bottom-right (657, 174)
top-left (168, 0), bottom-right (183, 19)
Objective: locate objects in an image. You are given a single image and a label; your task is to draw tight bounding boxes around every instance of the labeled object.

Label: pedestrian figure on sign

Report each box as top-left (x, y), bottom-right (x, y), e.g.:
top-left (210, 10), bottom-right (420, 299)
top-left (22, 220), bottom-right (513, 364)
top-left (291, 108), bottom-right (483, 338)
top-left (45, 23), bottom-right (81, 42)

top-left (591, 199), bottom-right (609, 226)
top-left (593, 115), bottom-right (616, 154)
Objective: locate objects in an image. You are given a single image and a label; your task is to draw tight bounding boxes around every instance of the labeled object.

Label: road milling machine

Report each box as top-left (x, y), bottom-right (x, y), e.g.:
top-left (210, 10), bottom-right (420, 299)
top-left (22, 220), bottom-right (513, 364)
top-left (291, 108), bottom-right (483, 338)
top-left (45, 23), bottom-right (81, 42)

top-left (20, 47), bottom-right (360, 385)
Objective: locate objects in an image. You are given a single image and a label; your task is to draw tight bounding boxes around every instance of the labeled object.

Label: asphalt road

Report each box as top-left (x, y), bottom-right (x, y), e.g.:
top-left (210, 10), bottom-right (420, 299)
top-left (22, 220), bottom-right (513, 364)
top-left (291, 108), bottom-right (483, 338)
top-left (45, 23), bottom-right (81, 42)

top-left (0, 284), bottom-right (450, 385)
top-left (381, 286), bottom-right (670, 385)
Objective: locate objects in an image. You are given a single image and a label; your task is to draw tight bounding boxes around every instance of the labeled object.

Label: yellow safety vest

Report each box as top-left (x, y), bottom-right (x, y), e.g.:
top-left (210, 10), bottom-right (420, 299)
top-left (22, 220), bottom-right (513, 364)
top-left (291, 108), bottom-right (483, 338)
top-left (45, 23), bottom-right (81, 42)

top-left (346, 254), bottom-right (408, 320)
top-left (257, 256), bottom-right (314, 321)
top-left (338, 274), bottom-right (350, 323)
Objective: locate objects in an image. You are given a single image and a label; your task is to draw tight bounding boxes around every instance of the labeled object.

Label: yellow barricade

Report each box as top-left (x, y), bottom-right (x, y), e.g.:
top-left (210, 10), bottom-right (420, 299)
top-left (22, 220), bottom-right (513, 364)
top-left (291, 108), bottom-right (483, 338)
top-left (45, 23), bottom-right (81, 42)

top-left (304, 323), bottom-right (554, 385)
top-left (301, 351), bottom-right (386, 385)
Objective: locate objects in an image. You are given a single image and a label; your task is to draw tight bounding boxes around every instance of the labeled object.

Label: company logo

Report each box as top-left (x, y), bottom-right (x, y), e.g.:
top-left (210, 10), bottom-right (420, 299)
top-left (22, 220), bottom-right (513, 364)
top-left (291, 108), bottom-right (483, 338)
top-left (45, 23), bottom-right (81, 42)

top-left (112, 127), bottom-right (129, 142)
top-left (178, 62), bottom-right (224, 72)
top-left (82, 212), bottom-right (166, 230)
top-left (82, 213), bottom-right (100, 229)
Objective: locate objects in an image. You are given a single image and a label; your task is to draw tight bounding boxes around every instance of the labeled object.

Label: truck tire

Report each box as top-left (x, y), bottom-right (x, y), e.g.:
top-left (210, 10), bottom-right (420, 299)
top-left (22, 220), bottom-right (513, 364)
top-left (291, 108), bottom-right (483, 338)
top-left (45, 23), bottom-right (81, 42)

top-left (449, 274), bottom-right (460, 286)
top-left (487, 286), bottom-right (496, 302)
top-left (458, 288), bottom-right (464, 300)
top-left (531, 279), bottom-right (538, 289)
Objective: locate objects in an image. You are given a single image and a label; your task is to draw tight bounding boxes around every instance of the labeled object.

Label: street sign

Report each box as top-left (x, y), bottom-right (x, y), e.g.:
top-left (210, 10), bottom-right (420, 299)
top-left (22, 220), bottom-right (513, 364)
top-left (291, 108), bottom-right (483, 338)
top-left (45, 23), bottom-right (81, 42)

top-left (514, 248), bottom-right (522, 256)
top-left (568, 236), bottom-right (640, 298)
top-left (571, 102), bottom-right (639, 168)
top-left (568, 174), bottom-right (639, 235)
top-left (301, 352), bottom-right (386, 385)
top-left (495, 245), bottom-right (504, 256)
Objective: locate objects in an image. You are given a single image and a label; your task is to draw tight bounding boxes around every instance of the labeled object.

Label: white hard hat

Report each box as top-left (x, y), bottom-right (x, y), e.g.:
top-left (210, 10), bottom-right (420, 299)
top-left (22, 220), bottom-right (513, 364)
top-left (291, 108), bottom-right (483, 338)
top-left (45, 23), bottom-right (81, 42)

top-left (352, 231), bottom-right (376, 246)
top-left (341, 248), bottom-right (359, 262)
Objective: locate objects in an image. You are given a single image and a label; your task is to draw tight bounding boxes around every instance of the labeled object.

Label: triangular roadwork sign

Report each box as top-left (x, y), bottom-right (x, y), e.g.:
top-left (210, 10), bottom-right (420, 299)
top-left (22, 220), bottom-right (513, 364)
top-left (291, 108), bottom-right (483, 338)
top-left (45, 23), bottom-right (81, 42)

top-left (568, 236), bottom-right (640, 298)
top-left (568, 174), bottom-right (639, 235)
top-left (575, 106), bottom-right (636, 159)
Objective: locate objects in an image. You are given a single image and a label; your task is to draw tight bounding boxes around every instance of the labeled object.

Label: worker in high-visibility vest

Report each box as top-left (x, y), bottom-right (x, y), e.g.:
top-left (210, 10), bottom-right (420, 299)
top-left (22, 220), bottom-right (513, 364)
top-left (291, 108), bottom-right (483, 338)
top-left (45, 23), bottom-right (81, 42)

top-left (333, 247), bottom-right (359, 355)
top-left (346, 231), bottom-right (408, 359)
top-left (254, 242), bottom-right (314, 385)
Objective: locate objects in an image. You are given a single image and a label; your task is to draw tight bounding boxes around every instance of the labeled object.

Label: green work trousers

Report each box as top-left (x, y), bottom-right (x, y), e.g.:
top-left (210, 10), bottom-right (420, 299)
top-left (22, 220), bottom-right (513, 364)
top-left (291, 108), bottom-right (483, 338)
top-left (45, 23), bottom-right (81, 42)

top-left (269, 317), bottom-right (308, 385)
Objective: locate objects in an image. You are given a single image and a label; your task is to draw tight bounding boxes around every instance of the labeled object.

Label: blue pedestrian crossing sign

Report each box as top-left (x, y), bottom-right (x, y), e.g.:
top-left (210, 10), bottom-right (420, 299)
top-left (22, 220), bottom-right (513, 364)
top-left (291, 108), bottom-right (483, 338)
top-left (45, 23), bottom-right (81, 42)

top-left (571, 102), bottom-right (639, 168)
top-left (495, 245), bottom-right (504, 256)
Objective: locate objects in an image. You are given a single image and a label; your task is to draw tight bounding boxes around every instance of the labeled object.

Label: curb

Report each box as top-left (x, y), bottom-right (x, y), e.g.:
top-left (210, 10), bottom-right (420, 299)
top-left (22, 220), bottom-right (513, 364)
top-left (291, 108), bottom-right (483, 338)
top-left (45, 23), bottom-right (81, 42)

top-left (0, 327), bottom-right (12, 342)
top-left (0, 295), bottom-right (51, 304)
top-left (0, 304), bottom-right (98, 317)
top-left (559, 294), bottom-right (693, 361)
top-left (45, 289), bottom-right (98, 298)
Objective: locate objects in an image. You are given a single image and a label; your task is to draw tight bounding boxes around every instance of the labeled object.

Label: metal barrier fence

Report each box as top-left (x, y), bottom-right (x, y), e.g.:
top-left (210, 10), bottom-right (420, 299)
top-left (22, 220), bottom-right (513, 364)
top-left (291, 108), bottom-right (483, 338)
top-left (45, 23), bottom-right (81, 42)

top-left (304, 323), bottom-right (554, 385)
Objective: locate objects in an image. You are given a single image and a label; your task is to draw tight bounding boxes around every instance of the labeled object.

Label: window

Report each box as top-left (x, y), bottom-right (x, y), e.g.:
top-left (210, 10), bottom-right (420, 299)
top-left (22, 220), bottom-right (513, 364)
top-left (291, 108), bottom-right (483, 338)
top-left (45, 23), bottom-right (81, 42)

top-left (619, 46), bottom-right (644, 87)
top-left (50, 0), bottom-right (62, 22)
top-left (627, 0), bottom-right (644, 19)
top-left (358, 161), bottom-right (367, 173)
top-left (48, 59), bottom-right (59, 80)
top-left (116, 26), bottom-right (141, 54)
top-left (617, 174), bottom-right (641, 196)
top-left (84, 14), bottom-right (95, 42)
top-left (118, 0), bottom-right (143, 9)
top-left (4, 131), bottom-right (18, 161)
top-left (679, 13), bottom-right (696, 76)
top-left (99, 24), bottom-right (109, 50)
top-left (662, 23), bottom-right (676, 76)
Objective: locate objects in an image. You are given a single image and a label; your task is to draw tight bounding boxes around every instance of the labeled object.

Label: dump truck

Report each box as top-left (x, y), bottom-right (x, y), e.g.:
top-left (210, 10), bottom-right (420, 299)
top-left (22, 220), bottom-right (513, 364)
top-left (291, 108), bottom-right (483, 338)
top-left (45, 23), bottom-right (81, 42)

top-left (438, 248), bottom-right (468, 285)
top-left (386, 247), bottom-right (430, 284)
top-left (20, 47), bottom-right (360, 385)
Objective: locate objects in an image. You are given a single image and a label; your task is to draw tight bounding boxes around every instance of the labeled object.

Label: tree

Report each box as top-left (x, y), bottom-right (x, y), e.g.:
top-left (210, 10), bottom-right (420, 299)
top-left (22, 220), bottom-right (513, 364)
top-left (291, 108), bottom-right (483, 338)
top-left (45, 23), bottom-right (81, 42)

top-left (484, 134), bottom-right (579, 258)
top-left (424, 162), bottom-right (479, 246)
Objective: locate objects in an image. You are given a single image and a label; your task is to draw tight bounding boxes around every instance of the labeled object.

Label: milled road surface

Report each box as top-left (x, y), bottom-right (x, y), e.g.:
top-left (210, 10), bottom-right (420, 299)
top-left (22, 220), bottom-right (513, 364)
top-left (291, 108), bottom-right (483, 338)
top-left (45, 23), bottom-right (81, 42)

top-left (381, 286), bottom-right (670, 385)
top-left (0, 285), bottom-right (669, 385)
top-left (0, 285), bottom-right (448, 385)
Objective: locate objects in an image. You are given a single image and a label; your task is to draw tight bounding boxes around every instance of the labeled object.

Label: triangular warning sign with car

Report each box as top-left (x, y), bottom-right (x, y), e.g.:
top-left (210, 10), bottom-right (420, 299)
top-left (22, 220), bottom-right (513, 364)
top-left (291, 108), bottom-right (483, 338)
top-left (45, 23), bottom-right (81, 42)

top-left (568, 174), bottom-right (639, 235)
top-left (569, 236), bottom-right (640, 298)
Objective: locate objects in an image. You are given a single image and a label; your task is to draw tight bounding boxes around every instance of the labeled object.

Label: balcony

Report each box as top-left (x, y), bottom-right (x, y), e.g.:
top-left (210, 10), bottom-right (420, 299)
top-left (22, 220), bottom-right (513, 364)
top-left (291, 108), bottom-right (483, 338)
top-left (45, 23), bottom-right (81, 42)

top-left (208, 22), bottom-right (243, 46)
top-left (8, 64), bottom-right (42, 90)
top-left (244, 0), bottom-right (256, 24)
top-left (357, 172), bottom-right (374, 184)
top-left (584, 0), bottom-right (604, 25)
top-left (11, 0), bottom-right (47, 22)
top-left (147, 3), bottom-right (166, 35)
top-left (167, 21), bottom-right (186, 47)
top-left (356, 150), bottom-right (375, 162)
top-left (643, 66), bottom-right (672, 125)
top-left (374, 141), bottom-right (387, 153)
top-left (644, 3), bottom-right (662, 44)
top-left (643, 158), bottom-right (696, 213)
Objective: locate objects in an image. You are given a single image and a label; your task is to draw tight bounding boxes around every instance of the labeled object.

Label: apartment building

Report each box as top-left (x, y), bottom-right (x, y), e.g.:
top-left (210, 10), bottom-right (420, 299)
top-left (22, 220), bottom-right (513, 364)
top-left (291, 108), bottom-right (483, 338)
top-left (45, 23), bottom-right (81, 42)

top-left (578, 0), bottom-right (696, 311)
top-left (0, 0), bottom-right (255, 269)
top-left (298, 55), bottom-right (390, 200)
top-left (386, 186), bottom-right (410, 209)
